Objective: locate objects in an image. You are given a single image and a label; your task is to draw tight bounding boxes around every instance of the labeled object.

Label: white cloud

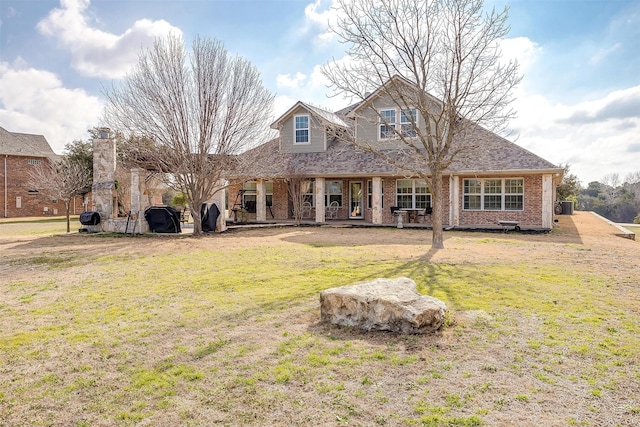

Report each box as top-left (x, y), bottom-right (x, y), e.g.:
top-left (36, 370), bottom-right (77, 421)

top-left (499, 37), bottom-right (542, 75)
top-left (510, 85), bottom-right (640, 184)
top-left (304, 0), bottom-right (340, 47)
top-left (276, 72), bottom-right (307, 89)
top-left (0, 61), bottom-right (103, 154)
top-left (589, 43), bottom-right (622, 65)
top-left (36, 0), bottom-right (180, 79)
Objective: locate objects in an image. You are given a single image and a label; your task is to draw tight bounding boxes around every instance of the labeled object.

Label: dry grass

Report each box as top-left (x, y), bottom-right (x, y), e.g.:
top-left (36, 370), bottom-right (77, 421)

top-left (0, 212), bottom-right (638, 426)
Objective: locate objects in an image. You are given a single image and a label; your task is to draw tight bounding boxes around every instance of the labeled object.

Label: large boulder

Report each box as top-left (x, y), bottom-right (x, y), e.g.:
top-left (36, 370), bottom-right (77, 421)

top-left (320, 277), bottom-right (447, 334)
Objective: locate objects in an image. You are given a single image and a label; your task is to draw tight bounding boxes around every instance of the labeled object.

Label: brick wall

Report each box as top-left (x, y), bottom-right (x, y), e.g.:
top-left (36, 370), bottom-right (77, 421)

top-left (0, 155), bottom-right (84, 218)
top-left (457, 175), bottom-right (543, 227)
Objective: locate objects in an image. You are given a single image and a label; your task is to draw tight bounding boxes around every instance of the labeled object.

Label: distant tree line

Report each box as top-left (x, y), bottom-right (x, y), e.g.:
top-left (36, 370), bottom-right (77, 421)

top-left (558, 165), bottom-right (640, 224)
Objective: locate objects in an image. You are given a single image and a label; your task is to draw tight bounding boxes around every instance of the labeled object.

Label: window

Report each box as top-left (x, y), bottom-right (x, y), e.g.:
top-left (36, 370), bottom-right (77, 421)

top-left (325, 180), bottom-right (343, 207)
top-left (380, 108), bottom-right (418, 139)
top-left (396, 179), bottom-right (431, 209)
top-left (463, 178), bottom-right (524, 210)
top-left (265, 181), bottom-right (273, 207)
top-left (303, 180), bottom-right (315, 206)
top-left (242, 181), bottom-right (274, 211)
top-left (379, 109), bottom-right (396, 139)
top-left (504, 179), bottom-right (524, 210)
top-left (27, 159), bottom-right (41, 165)
top-left (401, 108), bottom-right (417, 137)
top-left (242, 182), bottom-right (257, 213)
top-left (294, 115), bottom-right (309, 144)
top-left (367, 180), bottom-right (384, 208)
top-left (463, 179), bottom-right (481, 210)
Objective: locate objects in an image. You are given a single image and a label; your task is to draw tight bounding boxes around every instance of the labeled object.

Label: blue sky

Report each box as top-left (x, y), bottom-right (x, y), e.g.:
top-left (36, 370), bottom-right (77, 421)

top-left (1, 0), bottom-right (638, 184)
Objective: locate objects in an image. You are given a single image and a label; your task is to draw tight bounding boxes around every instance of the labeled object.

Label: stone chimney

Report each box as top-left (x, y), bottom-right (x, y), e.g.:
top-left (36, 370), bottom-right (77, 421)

top-left (91, 128), bottom-right (116, 223)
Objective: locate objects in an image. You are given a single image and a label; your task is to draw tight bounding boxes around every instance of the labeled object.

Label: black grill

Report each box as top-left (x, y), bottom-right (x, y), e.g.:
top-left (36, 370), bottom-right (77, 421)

top-left (79, 211), bottom-right (101, 225)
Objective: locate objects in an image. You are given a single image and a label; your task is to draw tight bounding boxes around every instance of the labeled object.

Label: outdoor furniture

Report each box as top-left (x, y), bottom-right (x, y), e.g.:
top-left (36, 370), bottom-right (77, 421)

top-left (498, 220), bottom-right (520, 232)
top-left (302, 201), bottom-right (313, 219)
top-left (390, 206), bottom-right (407, 228)
top-left (417, 206), bottom-right (432, 223)
top-left (326, 201), bottom-right (339, 219)
top-left (399, 208), bottom-right (421, 223)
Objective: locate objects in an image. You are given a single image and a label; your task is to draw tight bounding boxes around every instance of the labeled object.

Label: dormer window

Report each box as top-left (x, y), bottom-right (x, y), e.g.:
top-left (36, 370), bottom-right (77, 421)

top-left (294, 115), bottom-right (309, 144)
top-left (401, 108), bottom-right (417, 137)
top-left (379, 109), bottom-right (396, 139)
top-left (379, 108), bottom-right (418, 139)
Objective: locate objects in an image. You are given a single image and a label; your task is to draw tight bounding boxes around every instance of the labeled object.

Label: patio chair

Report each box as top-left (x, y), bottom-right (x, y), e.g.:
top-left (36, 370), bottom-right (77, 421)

top-left (302, 201), bottom-right (313, 219)
top-left (417, 206), bottom-right (433, 222)
top-left (326, 201), bottom-right (339, 219)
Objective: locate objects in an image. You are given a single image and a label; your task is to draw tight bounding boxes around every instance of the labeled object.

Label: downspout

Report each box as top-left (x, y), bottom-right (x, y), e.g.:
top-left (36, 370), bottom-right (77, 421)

top-left (4, 155), bottom-right (7, 218)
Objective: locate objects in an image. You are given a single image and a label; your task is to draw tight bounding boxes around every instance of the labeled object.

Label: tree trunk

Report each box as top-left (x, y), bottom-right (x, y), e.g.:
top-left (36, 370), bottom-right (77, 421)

top-left (431, 172), bottom-right (445, 249)
top-left (190, 201), bottom-right (203, 235)
top-left (65, 202), bottom-right (71, 233)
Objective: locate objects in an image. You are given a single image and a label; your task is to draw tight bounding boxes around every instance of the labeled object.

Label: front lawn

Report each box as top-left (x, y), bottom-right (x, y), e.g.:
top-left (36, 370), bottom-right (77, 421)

top-left (0, 217), bottom-right (638, 426)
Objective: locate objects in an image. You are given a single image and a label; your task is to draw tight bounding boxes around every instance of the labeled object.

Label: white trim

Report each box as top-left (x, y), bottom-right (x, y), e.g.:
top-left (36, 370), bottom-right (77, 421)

top-left (293, 114), bottom-right (310, 145)
top-left (462, 177), bottom-right (524, 211)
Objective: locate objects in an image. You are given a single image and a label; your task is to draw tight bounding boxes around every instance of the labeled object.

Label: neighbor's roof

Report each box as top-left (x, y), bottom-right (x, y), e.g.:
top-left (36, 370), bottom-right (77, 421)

top-left (0, 126), bottom-right (58, 159)
top-left (270, 101), bottom-right (349, 130)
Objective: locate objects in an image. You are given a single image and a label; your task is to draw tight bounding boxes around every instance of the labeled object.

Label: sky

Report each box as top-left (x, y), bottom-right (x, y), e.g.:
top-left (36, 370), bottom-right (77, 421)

top-left (0, 0), bottom-right (639, 185)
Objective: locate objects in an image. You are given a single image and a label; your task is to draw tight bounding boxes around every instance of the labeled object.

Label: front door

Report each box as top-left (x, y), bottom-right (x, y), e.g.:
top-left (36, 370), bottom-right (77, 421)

top-left (349, 181), bottom-right (364, 219)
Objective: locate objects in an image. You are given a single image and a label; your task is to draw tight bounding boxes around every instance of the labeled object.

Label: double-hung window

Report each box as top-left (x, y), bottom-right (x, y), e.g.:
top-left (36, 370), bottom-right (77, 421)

top-left (463, 178), bottom-right (524, 210)
top-left (325, 180), bottom-right (343, 207)
top-left (380, 108), bottom-right (418, 139)
top-left (396, 179), bottom-right (431, 209)
top-left (379, 109), bottom-right (396, 139)
top-left (294, 115), bottom-right (309, 144)
top-left (401, 108), bottom-right (417, 137)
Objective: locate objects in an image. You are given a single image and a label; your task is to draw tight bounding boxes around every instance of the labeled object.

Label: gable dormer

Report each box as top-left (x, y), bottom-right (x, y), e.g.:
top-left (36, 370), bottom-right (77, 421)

top-left (271, 101), bottom-right (348, 153)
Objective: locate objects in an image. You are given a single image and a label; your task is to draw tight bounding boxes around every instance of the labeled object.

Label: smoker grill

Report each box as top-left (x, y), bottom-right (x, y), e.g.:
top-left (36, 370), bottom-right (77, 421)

top-left (79, 211), bottom-right (101, 225)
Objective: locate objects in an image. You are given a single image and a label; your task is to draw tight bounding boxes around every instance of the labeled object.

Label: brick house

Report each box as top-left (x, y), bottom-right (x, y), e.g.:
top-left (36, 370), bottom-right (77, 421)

top-left (0, 126), bottom-right (85, 218)
top-left (229, 77), bottom-right (563, 230)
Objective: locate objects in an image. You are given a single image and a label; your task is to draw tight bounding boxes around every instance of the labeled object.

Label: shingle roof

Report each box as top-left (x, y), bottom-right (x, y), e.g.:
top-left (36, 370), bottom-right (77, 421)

top-left (245, 76), bottom-right (561, 179)
top-left (238, 124), bottom-right (560, 179)
top-left (271, 101), bottom-right (348, 129)
top-left (0, 126), bottom-right (59, 159)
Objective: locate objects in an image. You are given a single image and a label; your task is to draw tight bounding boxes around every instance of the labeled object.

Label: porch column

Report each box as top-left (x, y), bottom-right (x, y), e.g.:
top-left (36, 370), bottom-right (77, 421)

top-left (315, 177), bottom-right (325, 223)
top-left (130, 168), bottom-right (149, 233)
top-left (450, 175), bottom-right (460, 227)
top-left (542, 174), bottom-right (553, 229)
top-left (256, 179), bottom-right (266, 222)
top-left (372, 176), bottom-right (383, 225)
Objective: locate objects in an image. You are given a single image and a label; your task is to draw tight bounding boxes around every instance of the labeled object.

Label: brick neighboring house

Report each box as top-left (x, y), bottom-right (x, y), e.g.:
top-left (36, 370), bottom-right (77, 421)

top-left (229, 77), bottom-right (563, 230)
top-left (0, 126), bottom-right (85, 218)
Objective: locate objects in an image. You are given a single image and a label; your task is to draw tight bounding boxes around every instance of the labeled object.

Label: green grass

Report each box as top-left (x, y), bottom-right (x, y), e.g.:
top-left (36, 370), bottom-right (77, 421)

top-left (0, 223), bottom-right (638, 426)
top-left (624, 225), bottom-right (640, 235)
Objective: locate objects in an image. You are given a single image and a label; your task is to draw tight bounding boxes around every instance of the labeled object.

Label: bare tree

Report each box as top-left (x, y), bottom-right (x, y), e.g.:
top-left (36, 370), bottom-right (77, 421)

top-left (104, 34), bottom-right (274, 234)
top-left (323, 0), bottom-right (521, 249)
top-left (28, 158), bottom-right (92, 233)
top-left (286, 175), bottom-right (313, 225)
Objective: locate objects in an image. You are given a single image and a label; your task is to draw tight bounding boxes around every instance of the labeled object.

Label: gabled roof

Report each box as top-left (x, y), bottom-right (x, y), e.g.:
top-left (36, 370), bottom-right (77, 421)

top-left (238, 127), bottom-right (561, 179)
top-left (0, 126), bottom-right (58, 159)
top-left (345, 74), bottom-right (441, 118)
top-left (270, 101), bottom-right (348, 130)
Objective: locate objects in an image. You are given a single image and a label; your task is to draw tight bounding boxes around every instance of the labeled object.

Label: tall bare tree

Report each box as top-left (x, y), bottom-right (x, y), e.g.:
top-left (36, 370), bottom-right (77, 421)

top-left (28, 157), bottom-right (92, 233)
top-left (104, 34), bottom-right (274, 234)
top-left (323, 0), bottom-right (521, 248)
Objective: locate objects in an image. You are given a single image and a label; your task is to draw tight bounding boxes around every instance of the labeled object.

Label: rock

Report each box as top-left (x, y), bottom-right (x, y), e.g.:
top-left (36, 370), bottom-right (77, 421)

top-left (320, 277), bottom-right (447, 334)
